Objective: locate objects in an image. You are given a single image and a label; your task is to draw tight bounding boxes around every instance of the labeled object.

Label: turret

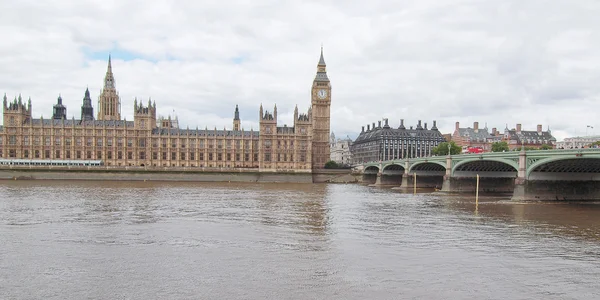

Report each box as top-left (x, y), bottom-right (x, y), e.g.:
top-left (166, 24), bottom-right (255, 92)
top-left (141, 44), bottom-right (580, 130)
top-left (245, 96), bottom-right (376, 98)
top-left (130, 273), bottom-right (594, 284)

top-left (233, 104), bottom-right (241, 131)
top-left (52, 94), bottom-right (67, 120)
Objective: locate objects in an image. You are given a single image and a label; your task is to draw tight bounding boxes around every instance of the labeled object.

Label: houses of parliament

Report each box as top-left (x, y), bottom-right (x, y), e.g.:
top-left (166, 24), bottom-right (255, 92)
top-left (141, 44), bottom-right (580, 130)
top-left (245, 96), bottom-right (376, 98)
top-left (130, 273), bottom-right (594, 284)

top-left (0, 49), bottom-right (331, 171)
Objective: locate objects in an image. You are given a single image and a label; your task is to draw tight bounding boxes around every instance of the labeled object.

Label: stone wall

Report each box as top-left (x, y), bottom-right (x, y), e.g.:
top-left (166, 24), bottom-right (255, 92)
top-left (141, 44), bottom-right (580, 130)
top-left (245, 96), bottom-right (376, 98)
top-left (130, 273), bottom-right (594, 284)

top-left (513, 180), bottom-right (600, 201)
top-left (312, 169), bottom-right (360, 183)
top-left (0, 168), bottom-right (313, 183)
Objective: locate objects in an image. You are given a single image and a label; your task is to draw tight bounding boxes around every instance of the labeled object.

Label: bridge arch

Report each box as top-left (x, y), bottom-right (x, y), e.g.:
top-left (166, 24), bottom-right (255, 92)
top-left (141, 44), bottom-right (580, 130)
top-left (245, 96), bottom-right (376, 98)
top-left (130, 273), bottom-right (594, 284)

top-left (408, 161), bottom-right (446, 173)
top-left (526, 156), bottom-right (600, 180)
top-left (364, 165), bottom-right (380, 174)
top-left (452, 158), bottom-right (518, 177)
top-left (382, 163), bottom-right (404, 175)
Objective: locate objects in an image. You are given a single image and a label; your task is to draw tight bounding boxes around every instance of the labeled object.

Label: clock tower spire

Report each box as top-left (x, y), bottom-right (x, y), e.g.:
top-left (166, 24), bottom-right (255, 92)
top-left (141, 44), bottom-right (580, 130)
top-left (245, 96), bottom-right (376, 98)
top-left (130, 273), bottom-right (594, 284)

top-left (311, 46), bottom-right (331, 169)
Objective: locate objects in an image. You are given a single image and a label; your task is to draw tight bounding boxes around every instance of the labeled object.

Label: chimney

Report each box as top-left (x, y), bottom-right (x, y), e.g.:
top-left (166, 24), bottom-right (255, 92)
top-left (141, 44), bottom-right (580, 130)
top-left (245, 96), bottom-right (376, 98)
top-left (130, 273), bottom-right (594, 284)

top-left (516, 123), bottom-right (522, 133)
top-left (361, 126), bottom-right (364, 133)
top-left (417, 120), bottom-right (423, 129)
top-left (424, 122), bottom-right (428, 130)
top-left (432, 120), bottom-right (438, 130)
top-left (372, 122), bottom-right (375, 130)
top-left (378, 120), bottom-right (381, 128)
top-left (384, 119), bottom-right (389, 127)
top-left (537, 124), bottom-right (542, 133)
top-left (367, 124), bottom-right (370, 131)
top-left (474, 122), bottom-right (479, 132)
top-left (399, 119), bottom-right (406, 129)
top-left (492, 127), bottom-right (497, 135)
top-left (455, 121), bottom-right (460, 131)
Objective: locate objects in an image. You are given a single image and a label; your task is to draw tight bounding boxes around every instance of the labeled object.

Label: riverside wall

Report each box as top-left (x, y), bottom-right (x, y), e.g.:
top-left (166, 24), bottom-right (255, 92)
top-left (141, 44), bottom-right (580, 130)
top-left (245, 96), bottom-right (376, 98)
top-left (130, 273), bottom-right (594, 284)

top-left (0, 167), bottom-right (357, 184)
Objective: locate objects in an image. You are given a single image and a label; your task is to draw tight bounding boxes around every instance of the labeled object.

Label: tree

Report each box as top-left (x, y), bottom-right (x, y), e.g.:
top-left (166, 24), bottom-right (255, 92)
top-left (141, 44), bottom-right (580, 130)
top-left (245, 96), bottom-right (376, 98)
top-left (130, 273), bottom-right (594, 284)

top-left (491, 141), bottom-right (509, 152)
top-left (539, 144), bottom-right (553, 150)
top-left (324, 160), bottom-right (339, 169)
top-left (432, 141), bottom-right (461, 156)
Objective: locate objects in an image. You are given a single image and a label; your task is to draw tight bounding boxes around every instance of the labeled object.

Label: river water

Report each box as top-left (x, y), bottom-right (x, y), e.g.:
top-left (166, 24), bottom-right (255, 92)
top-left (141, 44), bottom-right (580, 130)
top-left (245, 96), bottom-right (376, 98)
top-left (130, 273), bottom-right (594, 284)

top-left (0, 181), bottom-right (599, 300)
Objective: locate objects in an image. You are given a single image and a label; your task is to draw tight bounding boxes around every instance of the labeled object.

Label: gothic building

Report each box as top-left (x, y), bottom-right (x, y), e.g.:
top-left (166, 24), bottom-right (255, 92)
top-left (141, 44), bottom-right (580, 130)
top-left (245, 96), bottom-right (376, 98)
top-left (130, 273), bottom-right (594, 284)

top-left (350, 118), bottom-right (446, 164)
top-left (0, 49), bottom-right (332, 171)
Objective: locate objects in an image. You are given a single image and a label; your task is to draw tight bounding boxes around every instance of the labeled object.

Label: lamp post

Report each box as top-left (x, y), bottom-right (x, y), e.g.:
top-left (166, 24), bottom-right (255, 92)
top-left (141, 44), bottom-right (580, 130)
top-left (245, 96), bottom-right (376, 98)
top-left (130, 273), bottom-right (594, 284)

top-left (447, 143), bottom-right (451, 156)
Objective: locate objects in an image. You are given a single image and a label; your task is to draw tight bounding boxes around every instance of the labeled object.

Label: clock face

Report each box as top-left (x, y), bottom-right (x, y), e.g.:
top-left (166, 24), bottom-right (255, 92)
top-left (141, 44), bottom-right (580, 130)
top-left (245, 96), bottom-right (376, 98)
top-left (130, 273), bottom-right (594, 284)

top-left (318, 89), bottom-right (327, 99)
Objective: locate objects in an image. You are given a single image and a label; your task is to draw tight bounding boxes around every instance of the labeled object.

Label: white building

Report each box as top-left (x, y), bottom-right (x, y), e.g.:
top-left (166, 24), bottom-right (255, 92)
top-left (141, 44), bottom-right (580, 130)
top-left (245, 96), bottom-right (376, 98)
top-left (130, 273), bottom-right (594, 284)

top-left (330, 132), bottom-right (353, 165)
top-left (556, 136), bottom-right (600, 149)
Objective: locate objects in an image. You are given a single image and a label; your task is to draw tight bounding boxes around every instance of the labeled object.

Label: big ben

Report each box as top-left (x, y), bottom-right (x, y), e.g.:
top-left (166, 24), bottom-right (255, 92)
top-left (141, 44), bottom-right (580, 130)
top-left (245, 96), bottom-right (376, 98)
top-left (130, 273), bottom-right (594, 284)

top-left (311, 47), bottom-right (331, 169)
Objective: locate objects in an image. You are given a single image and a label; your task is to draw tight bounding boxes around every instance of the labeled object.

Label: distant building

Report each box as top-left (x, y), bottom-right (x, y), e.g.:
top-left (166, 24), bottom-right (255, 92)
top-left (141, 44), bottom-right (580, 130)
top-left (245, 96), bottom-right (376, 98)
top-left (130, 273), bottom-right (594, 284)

top-left (452, 121), bottom-right (492, 152)
top-left (329, 132), bottom-right (352, 165)
top-left (503, 124), bottom-right (556, 150)
top-left (556, 136), bottom-right (600, 149)
top-left (350, 118), bottom-right (446, 164)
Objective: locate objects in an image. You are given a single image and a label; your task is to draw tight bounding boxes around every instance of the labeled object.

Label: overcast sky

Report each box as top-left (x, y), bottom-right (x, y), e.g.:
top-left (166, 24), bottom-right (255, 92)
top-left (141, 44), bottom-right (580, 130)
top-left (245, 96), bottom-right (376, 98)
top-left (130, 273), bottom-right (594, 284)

top-left (1, 0), bottom-right (599, 141)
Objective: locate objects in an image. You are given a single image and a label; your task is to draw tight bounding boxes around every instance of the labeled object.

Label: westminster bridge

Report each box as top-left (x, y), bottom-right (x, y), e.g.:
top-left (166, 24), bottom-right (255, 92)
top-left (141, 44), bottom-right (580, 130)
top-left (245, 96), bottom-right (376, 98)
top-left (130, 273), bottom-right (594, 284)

top-left (358, 149), bottom-right (600, 201)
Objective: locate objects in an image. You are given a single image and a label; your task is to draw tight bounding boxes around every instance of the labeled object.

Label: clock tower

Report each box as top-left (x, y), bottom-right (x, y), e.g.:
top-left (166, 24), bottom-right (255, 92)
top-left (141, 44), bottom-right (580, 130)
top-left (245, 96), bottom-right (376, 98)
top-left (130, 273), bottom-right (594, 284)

top-left (311, 47), bottom-right (331, 169)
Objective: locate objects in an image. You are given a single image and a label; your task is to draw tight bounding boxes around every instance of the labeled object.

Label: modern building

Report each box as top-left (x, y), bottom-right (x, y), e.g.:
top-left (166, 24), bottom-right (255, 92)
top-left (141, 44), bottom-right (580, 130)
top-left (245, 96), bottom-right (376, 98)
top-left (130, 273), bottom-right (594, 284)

top-left (503, 124), bottom-right (556, 150)
top-left (350, 118), bottom-right (446, 164)
top-left (329, 132), bottom-right (352, 166)
top-left (0, 49), bottom-right (332, 171)
top-left (556, 136), bottom-right (600, 149)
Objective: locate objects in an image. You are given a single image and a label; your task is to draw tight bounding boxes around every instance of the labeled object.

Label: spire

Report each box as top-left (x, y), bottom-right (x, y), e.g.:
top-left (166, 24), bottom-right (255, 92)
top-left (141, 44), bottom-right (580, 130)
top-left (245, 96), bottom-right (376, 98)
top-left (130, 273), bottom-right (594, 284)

top-left (318, 45), bottom-right (326, 66)
top-left (314, 46), bottom-right (329, 82)
top-left (234, 104), bottom-right (240, 120)
top-left (104, 54), bottom-right (115, 89)
top-left (85, 87), bottom-right (90, 97)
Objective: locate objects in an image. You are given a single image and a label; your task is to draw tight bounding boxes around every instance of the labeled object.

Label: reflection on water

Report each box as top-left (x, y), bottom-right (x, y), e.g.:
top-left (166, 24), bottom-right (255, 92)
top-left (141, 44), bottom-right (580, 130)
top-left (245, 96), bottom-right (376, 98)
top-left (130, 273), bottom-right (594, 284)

top-left (1, 181), bottom-right (600, 300)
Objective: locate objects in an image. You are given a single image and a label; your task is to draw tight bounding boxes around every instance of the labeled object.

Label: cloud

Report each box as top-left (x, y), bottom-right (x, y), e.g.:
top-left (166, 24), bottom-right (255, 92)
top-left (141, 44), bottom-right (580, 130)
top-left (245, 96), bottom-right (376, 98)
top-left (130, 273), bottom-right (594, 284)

top-left (1, 0), bottom-right (600, 141)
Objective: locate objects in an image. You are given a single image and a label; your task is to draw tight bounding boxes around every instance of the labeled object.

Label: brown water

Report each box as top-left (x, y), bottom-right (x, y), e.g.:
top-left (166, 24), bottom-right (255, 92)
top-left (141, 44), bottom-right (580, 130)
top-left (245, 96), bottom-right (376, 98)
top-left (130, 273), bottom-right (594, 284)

top-left (0, 181), bottom-right (599, 300)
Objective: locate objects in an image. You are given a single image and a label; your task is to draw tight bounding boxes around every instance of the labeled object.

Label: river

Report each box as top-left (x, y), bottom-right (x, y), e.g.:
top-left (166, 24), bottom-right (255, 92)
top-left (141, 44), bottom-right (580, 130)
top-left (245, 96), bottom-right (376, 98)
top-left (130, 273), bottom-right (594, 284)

top-left (1, 181), bottom-right (599, 299)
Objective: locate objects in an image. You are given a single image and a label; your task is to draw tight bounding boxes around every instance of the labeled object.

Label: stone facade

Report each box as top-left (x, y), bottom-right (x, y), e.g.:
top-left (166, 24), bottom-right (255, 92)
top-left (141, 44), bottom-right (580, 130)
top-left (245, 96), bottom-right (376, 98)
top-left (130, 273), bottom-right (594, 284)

top-left (556, 136), bottom-right (600, 149)
top-left (329, 132), bottom-right (352, 165)
top-left (503, 124), bottom-right (556, 150)
top-left (0, 50), bottom-right (331, 171)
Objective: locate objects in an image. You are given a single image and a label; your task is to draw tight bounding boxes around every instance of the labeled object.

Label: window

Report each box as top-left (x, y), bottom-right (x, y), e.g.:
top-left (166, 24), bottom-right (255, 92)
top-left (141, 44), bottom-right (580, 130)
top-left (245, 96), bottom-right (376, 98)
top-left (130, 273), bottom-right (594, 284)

top-left (87, 151), bottom-right (92, 159)
top-left (209, 153), bottom-right (213, 161)
top-left (65, 138), bottom-right (71, 146)
top-left (180, 152), bottom-right (185, 160)
top-left (199, 153), bottom-right (204, 160)
top-left (264, 153), bottom-right (271, 162)
top-left (9, 135), bottom-right (17, 145)
top-left (24, 136), bottom-right (29, 146)
top-left (152, 152), bottom-right (158, 160)
top-left (162, 152), bottom-right (167, 160)
top-left (236, 153), bottom-right (240, 161)
top-left (118, 138), bottom-right (123, 147)
top-left (45, 150), bottom-right (50, 158)
top-left (139, 152), bottom-right (145, 159)
top-left (227, 153), bottom-right (231, 161)
top-left (127, 139), bottom-right (133, 147)
top-left (254, 153), bottom-right (258, 161)
top-left (45, 137), bottom-right (51, 146)
top-left (86, 138), bottom-right (92, 147)
top-left (77, 151), bottom-right (82, 159)
top-left (24, 150), bottom-right (29, 158)
top-left (128, 152), bottom-right (133, 159)
top-left (190, 152), bottom-right (195, 160)
top-left (97, 151), bottom-right (102, 159)
top-left (171, 152), bottom-right (176, 160)
top-left (35, 150), bottom-right (40, 158)
top-left (118, 151), bottom-right (123, 159)
top-left (245, 153), bottom-right (249, 161)
top-left (218, 153), bottom-right (222, 161)
top-left (107, 151), bottom-right (112, 159)
top-left (55, 150), bottom-right (60, 158)
top-left (138, 138), bottom-right (146, 147)
top-left (97, 138), bottom-right (103, 147)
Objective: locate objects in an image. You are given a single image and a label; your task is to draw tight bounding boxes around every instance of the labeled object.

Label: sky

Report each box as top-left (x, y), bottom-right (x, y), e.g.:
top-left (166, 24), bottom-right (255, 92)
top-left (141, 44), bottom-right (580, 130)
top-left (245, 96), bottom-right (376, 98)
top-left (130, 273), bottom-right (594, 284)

top-left (1, 0), bottom-right (599, 141)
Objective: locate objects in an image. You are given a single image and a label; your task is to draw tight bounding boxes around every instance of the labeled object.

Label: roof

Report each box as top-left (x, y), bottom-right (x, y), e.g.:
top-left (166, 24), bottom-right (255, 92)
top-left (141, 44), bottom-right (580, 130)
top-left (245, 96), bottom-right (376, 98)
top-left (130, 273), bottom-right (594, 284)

top-left (27, 119), bottom-right (136, 128)
top-left (457, 127), bottom-right (492, 142)
top-left (506, 129), bottom-right (556, 144)
top-left (152, 128), bottom-right (259, 137)
top-left (353, 124), bottom-right (445, 144)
